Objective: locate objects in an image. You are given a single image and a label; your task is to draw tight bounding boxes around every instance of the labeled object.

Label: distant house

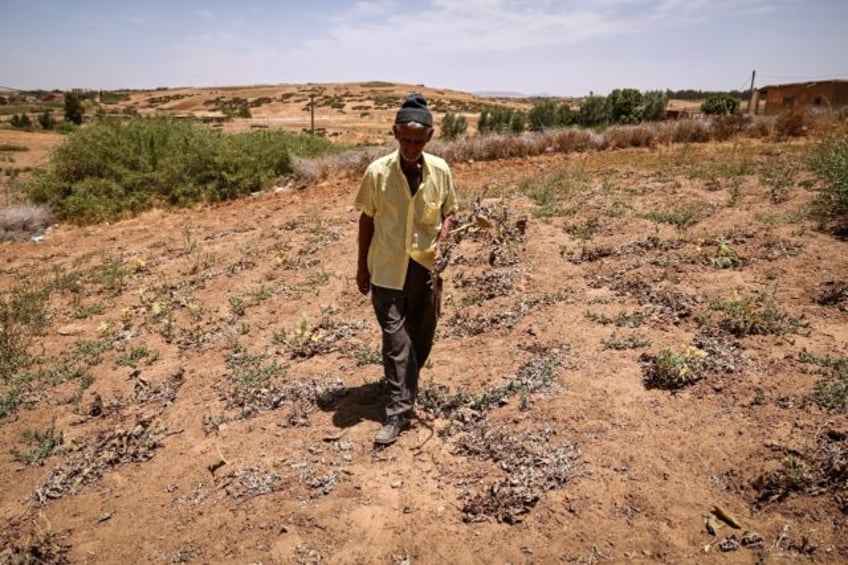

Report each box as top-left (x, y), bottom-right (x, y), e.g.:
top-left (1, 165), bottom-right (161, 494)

top-left (752, 80), bottom-right (848, 115)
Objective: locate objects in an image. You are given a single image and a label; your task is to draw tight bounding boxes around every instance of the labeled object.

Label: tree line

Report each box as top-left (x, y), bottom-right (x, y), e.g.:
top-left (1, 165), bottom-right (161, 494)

top-left (440, 89), bottom-right (744, 139)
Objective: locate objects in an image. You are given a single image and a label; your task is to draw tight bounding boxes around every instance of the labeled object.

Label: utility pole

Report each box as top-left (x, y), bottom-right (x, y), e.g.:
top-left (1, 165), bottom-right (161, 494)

top-left (747, 69), bottom-right (757, 114)
top-left (310, 93), bottom-right (315, 134)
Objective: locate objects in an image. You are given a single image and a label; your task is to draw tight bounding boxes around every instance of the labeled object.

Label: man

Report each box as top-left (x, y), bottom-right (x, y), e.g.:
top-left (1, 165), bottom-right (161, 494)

top-left (355, 93), bottom-right (457, 445)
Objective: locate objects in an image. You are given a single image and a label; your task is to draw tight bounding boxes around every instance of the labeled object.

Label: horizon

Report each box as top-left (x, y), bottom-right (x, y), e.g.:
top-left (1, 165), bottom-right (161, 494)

top-left (2, 1), bottom-right (846, 97)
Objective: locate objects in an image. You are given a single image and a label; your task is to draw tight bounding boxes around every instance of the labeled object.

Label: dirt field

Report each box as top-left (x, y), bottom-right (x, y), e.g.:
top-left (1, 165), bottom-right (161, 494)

top-left (1, 84), bottom-right (847, 564)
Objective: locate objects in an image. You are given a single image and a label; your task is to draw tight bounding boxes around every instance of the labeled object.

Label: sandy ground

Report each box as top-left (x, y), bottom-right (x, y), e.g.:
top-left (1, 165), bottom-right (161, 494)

top-left (1, 86), bottom-right (847, 563)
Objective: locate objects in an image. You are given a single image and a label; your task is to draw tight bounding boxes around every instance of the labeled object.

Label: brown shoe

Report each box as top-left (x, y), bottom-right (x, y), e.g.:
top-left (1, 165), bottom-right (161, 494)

top-left (374, 414), bottom-right (409, 445)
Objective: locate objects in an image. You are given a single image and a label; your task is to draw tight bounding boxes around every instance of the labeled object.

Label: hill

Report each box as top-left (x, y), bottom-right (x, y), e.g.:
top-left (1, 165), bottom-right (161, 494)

top-left (102, 82), bottom-right (534, 145)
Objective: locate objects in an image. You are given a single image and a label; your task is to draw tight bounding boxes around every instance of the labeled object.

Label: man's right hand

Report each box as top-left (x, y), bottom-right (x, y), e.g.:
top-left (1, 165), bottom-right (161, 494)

top-left (356, 265), bottom-right (371, 295)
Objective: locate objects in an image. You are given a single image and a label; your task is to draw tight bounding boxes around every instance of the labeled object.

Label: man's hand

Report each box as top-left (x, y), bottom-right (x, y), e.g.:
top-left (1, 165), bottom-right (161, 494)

top-left (357, 213), bottom-right (374, 295)
top-left (356, 264), bottom-right (371, 295)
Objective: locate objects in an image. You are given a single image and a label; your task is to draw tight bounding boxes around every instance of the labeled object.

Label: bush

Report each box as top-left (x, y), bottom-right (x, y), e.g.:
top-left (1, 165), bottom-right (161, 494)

top-left (608, 88), bottom-right (643, 124)
top-left (27, 117), bottom-right (297, 223)
top-left (701, 94), bottom-right (740, 115)
top-left (640, 91), bottom-right (668, 122)
top-left (38, 109), bottom-right (56, 130)
top-left (478, 107), bottom-right (526, 134)
top-left (711, 114), bottom-right (750, 141)
top-left (577, 95), bottom-right (609, 127)
top-left (440, 111), bottom-right (468, 140)
top-left (528, 99), bottom-right (575, 132)
top-left (10, 114), bottom-right (32, 129)
top-left (64, 91), bottom-right (85, 125)
top-left (774, 107), bottom-right (810, 139)
top-left (809, 133), bottom-right (848, 232)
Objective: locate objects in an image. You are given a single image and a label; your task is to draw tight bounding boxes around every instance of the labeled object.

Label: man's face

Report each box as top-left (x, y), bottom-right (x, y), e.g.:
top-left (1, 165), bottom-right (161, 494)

top-left (393, 123), bottom-right (433, 163)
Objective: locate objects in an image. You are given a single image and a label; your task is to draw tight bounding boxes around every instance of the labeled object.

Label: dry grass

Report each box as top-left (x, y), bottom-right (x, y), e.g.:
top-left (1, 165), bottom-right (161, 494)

top-left (0, 204), bottom-right (52, 241)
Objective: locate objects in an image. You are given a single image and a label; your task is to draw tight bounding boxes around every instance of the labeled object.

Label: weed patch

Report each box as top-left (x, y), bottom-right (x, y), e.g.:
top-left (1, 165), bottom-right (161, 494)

top-left (611, 278), bottom-right (699, 323)
top-left (753, 429), bottom-right (847, 508)
top-left (705, 238), bottom-right (741, 269)
top-left (706, 292), bottom-right (804, 337)
top-left (641, 346), bottom-right (710, 390)
top-left (351, 345), bottom-right (381, 367)
top-left (218, 343), bottom-right (344, 420)
top-left (470, 346), bottom-right (566, 411)
top-left (276, 314), bottom-right (365, 359)
top-left (809, 133), bottom-right (848, 233)
top-left (0, 282), bottom-right (50, 380)
top-left (601, 331), bottom-right (651, 350)
top-left (11, 420), bottom-right (64, 465)
top-left (801, 351), bottom-right (848, 412)
top-left (640, 331), bottom-right (747, 390)
top-left (448, 293), bottom-right (562, 337)
top-left (518, 169), bottom-right (587, 218)
top-left (643, 208), bottom-right (700, 230)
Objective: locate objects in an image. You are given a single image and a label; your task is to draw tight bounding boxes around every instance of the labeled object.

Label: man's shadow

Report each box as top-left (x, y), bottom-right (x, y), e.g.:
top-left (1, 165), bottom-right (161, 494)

top-left (320, 378), bottom-right (388, 429)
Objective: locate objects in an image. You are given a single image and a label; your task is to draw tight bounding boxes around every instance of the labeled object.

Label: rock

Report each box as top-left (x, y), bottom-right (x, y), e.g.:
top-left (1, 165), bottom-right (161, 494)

top-left (58, 324), bottom-right (84, 336)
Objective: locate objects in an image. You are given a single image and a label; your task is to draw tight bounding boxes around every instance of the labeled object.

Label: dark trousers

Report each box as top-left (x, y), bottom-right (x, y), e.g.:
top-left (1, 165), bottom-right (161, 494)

top-left (371, 259), bottom-right (440, 417)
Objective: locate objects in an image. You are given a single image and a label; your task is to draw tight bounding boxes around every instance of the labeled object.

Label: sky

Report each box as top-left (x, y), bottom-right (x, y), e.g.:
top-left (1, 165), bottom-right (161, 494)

top-left (1, 0), bottom-right (846, 96)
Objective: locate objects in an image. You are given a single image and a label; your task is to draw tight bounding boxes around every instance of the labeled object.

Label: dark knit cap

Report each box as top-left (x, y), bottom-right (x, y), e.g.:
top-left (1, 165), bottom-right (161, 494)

top-left (395, 93), bottom-right (433, 127)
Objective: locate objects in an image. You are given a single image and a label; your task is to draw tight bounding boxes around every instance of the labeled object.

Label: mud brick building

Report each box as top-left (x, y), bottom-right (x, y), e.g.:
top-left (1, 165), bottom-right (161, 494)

top-left (752, 80), bottom-right (848, 115)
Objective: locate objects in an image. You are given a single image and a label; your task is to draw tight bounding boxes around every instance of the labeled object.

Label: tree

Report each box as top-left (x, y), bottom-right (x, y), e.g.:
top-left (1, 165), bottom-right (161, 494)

top-left (64, 91), bottom-right (85, 124)
top-left (10, 113), bottom-right (32, 128)
top-left (578, 95), bottom-right (609, 127)
top-left (640, 90), bottom-right (669, 122)
top-left (528, 99), bottom-right (559, 132)
top-left (478, 107), bottom-right (524, 134)
top-left (608, 88), bottom-right (643, 124)
top-left (557, 104), bottom-right (576, 127)
top-left (509, 111), bottom-right (526, 134)
top-left (440, 111), bottom-right (467, 140)
top-left (701, 94), bottom-right (740, 115)
top-left (38, 109), bottom-right (56, 130)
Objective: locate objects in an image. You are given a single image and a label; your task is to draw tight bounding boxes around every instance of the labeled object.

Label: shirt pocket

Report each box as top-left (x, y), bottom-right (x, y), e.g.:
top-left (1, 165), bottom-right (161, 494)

top-left (417, 184), bottom-right (442, 226)
top-left (418, 199), bottom-right (442, 226)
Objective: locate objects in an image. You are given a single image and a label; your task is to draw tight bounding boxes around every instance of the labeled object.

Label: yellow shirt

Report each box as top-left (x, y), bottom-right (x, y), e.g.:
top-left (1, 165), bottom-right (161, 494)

top-left (355, 151), bottom-right (458, 290)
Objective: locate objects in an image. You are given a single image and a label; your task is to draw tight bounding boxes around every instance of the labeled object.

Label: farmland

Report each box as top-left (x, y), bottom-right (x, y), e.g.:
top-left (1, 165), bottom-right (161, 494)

top-left (1, 82), bottom-right (846, 563)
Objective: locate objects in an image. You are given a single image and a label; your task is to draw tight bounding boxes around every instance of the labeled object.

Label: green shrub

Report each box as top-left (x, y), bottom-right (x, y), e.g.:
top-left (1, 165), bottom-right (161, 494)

top-left (640, 90), bottom-right (669, 122)
top-left (64, 91), bottom-right (85, 124)
top-left (701, 94), bottom-right (740, 115)
top-left (801, 351), bottom-right (848, 412)
top-left (577, 95), bottom-right (610, 127)
top-left (707, 293), bottom-right (802, 337)
top-left (38, 109), bottom-right (56, 130)
top-left (440, 111), bottom-right (468, 140)
top-left (809, 133), bottom-right (848, 232)
top-left (528, 99), bottom-right (575, 132)
top-left (608, 88), bottom-right (643, 124)
top-left (478, 107), bottom-right (526, 134)
top-left (10, 113), bottom-right (32, 129)
top-left (641, 346), bottom-right (709, 389)
top-left (1, 283), bottom-right (50, 381)
top-left (27, 117), bottom-right (296, 223)
top-left (11, 420), bottom-right (64, 465)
